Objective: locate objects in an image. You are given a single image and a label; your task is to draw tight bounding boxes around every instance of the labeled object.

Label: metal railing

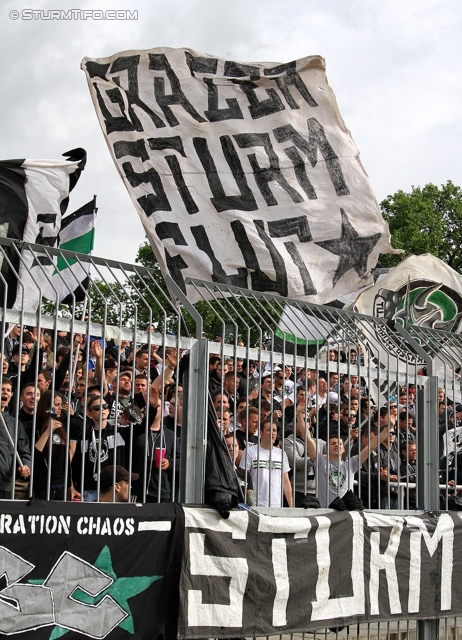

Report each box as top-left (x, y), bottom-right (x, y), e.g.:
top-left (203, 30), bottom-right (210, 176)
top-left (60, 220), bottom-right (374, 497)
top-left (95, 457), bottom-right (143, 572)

top-left (1, 238), bottom-right (461, 637)
top-left (1, 237), bottom-right (461, 511)
top-left (0, 238), bottom-right (189, 503)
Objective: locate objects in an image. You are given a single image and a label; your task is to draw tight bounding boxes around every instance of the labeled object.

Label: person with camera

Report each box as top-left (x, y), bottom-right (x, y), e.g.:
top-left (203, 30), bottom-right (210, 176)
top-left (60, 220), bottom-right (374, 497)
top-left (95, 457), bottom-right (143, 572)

top-left (284, 403), bottom-right (321, 508)
top-left (72, 393), bottom-right (147, 501)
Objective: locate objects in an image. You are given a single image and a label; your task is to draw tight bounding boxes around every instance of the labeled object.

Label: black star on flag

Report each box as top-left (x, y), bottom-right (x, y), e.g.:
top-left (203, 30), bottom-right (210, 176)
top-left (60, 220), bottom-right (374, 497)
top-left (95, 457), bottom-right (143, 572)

top-left (316, 208), bottom-right (382, 287)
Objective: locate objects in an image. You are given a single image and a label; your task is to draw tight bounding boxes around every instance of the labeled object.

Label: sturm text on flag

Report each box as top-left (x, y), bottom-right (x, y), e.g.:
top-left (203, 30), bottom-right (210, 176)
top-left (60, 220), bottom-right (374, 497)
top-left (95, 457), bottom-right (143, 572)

top-left (82, 48), bottom-right (398, 304)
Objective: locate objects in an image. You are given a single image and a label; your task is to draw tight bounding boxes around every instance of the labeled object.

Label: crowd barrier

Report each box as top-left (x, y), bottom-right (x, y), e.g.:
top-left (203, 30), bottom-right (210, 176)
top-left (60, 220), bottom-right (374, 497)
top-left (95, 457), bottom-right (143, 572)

top-left (0, 237), bottom-right (462, 638)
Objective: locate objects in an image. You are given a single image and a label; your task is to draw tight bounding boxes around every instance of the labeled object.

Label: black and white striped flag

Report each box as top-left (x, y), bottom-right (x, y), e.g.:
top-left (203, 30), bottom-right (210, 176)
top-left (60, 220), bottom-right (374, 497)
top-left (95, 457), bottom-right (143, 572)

top-left (0, 148), bottom-right (86, 310)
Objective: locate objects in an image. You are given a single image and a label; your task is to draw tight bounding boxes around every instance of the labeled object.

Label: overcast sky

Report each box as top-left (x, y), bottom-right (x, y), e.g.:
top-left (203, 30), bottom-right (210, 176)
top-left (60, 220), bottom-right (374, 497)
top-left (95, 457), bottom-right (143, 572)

top-left (2, 0), bottom-right (461, 266)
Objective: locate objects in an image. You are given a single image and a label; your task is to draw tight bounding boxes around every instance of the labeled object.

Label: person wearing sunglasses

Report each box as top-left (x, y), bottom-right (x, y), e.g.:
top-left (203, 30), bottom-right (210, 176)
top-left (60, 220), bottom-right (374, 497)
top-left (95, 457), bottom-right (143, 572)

top-left (72, 395), bottom-right (147, 501)
top-left (339, 406), bottom-right (359, 448)
top-left (272, 369), bottom-right (294, 409)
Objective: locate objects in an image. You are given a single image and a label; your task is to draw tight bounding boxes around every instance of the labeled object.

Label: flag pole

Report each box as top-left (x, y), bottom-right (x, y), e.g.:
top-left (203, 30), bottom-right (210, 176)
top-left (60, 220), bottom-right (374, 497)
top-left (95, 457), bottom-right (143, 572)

top-left (404, 276), bottom-right (411, 328)
top-left (69, 194), bottom-right (96, 391)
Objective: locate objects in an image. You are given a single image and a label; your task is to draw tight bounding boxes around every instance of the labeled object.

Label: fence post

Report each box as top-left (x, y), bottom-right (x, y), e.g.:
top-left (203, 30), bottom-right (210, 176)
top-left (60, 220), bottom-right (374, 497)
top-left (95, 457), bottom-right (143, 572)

top-left (395, 325), bottom-right (440, 639)
top-left (416, 375), bottom-right (440, 639)
top-left (417, 375), bottom-right (440, 511)
top-left (179, 337), bottom-right (208, 503)
top-left (162, 275), bottom-right (207, 504)
top-left (418, 375), bottom-right (440, 639)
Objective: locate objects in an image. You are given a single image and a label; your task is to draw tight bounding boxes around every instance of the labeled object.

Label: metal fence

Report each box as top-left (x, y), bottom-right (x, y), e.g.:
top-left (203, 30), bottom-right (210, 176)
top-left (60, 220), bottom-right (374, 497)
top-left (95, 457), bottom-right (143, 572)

top-left (252, 620), bottom-right (461, 639)
top-left (0, 238), bottom-right (192, 503)
top-left (1, 237), bottom-right (461, 510)
top-left (0, 238), bottom-right (461, 638)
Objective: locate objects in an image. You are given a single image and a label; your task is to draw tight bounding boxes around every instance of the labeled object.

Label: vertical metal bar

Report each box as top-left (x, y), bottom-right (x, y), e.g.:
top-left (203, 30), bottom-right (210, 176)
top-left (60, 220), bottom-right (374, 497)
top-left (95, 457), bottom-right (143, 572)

top-left (416, 376), bottom-right (440, 510)
top-left (179, 337), bottom-right (207, 503)
top-left (417, 377), bottom-right (440, 640)
top-left (417, 619), bottom-right (439, 639)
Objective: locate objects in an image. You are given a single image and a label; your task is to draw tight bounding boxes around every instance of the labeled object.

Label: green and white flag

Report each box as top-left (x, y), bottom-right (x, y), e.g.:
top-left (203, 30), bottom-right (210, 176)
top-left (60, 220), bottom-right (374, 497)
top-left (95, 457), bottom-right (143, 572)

top-left (46, 196), bottom-right (97, 304)
top-left (353, 254), bottom-right (462, 398)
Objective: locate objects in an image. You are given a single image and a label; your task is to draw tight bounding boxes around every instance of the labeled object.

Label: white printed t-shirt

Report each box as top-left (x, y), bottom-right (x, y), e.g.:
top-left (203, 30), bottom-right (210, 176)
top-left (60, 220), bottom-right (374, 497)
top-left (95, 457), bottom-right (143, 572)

top-left (315, 450), bottom-right (359, 508)
top-left (239, 444), bottom-right (290, 507)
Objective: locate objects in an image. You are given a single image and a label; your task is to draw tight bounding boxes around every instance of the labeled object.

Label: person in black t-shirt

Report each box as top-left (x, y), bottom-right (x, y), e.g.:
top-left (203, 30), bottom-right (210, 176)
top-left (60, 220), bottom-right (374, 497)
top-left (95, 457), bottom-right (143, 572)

top-left (225, 432), bottom-right (253, 506)
top-left (33, 391), bottom-right (80, 501)
top-left (73, 395), bottom-right (145, 501)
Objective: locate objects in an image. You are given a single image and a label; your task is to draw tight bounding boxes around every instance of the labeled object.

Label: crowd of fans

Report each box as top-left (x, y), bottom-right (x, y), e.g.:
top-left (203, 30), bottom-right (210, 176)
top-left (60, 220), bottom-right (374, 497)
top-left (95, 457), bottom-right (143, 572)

top-left (0, 324), bottom-right (459, 509)
top-left (1, 323), bottom-right (181, 503)
top-left (212, 346), bottom-right (421, 510)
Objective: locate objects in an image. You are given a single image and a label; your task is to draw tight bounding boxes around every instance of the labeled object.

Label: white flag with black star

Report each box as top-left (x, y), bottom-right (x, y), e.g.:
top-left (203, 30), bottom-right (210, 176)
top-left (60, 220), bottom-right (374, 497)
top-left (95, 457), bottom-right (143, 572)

top-left (82, 48), bottom-right (398, 303)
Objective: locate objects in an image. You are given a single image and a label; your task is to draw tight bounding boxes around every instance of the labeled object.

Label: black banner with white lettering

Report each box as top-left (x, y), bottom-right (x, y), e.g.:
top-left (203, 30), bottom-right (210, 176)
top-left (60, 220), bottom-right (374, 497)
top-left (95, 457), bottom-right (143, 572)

top-left (3, 503), bottom-right (461, 638)
top-left (179, 507), bottom-right (461, 637)
top-left (0, 501), bottom-right (183, 639)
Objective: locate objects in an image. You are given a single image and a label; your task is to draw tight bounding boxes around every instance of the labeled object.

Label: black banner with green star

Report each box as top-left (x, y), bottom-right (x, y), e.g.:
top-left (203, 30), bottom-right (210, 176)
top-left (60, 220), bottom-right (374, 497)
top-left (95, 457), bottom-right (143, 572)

top-left (0, 500), bottom-right (184, 640)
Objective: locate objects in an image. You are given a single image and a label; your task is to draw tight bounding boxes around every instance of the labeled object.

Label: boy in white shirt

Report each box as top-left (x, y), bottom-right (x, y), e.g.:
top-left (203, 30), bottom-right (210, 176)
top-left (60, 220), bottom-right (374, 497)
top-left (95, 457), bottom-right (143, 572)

top-left (239, 418), bottom-right (293, 507)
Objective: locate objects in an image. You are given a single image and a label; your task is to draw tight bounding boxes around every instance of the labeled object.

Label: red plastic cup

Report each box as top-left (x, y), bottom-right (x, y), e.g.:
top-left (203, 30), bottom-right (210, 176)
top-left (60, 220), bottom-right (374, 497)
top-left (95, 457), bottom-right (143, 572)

top-left (155, 448), bottom-right (166, 468)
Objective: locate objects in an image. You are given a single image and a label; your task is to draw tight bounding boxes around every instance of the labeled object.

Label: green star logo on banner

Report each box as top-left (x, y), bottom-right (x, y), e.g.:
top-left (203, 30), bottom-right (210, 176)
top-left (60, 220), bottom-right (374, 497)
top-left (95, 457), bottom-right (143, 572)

top-left (30, 545), bottom-right (161, 639)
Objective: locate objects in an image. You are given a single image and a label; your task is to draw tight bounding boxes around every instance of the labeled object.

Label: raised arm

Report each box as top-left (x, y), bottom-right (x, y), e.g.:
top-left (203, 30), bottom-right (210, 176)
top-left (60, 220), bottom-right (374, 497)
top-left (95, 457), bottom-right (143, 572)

top-left (35, 420), bottom-right (59, 452)
top-left (296, 407), bottom-right (316, 462)
top-left (359, 426), bottom-right (389, 465)
top-left (150, 344), bottom-right (163, 364)
top-left (91, 340), bottom-right (107, 395)
top-left (150, 395), bottom-right (162, 431)
top-left (151, 350), bottom-right (177, 391)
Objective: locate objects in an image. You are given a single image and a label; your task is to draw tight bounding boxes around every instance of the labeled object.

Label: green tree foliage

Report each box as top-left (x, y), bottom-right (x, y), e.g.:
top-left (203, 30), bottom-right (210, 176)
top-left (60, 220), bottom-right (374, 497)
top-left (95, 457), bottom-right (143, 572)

top-left (380, 181), bottom-right (462, 272)
top-left (126, 242), bottom-right (181, 333)
top-left (42, 241), bottom-right (280, 344)
top-left (41, 280), bottom-right (130, 325)
top-left (133, 242), bottom-right (279, 344)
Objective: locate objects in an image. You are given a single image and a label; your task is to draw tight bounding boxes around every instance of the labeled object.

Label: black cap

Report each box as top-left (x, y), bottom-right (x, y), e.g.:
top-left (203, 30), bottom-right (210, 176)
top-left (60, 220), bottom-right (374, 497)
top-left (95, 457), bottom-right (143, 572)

top-left (12, 344), bottom-right (29, 355)
top-left (100, 465), bottom-right (139, 489)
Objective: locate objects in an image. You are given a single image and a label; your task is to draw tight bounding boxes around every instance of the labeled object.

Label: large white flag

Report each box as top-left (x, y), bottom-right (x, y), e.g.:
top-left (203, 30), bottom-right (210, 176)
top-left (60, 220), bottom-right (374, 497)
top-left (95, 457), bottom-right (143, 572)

top-left (0, 149), bottom-right (86, 310)
top-left (354, 254), bottom-right (462, 396)
top-left (354, 254), bottom-right (462, 333)
top-left (82, 48), bottom-right (397, 303)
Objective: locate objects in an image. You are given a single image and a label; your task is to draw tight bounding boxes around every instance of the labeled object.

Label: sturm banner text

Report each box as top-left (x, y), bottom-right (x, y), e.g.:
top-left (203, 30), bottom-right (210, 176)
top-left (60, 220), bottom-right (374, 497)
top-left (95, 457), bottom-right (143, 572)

top-left (82, 48), bottom-right (397, 304)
